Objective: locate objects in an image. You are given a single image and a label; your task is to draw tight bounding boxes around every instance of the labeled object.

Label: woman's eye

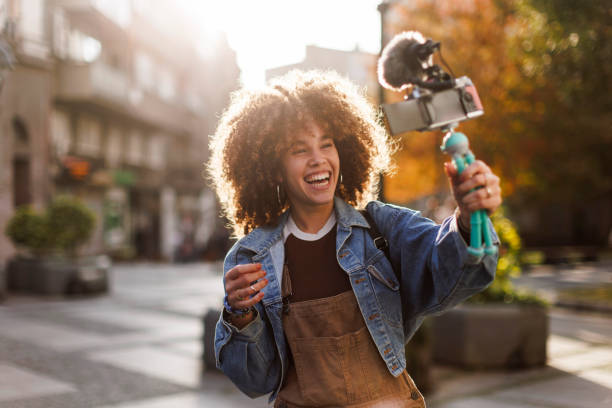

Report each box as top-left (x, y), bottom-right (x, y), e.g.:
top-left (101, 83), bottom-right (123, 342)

top-left (292, 148), bottom-right (306, 154)
top-left (322, 143), bottom-right (333, 149)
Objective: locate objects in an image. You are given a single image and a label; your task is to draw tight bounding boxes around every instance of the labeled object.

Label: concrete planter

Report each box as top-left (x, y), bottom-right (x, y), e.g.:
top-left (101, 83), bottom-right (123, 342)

top-left (431, 304), bottom-right (548, 369)
top-left (29, 258), bottom-right (78, 295)
top-left (6, 256), bottom-right (39, 291)
top-left (0, 264), bottom-right (5, 301)
top-left (6, 255), bottom-right (109, 296)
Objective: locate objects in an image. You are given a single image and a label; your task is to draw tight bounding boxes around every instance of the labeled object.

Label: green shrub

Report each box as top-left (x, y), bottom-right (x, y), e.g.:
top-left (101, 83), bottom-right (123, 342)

top-left (4, 196), bottom-right (96, 257)
top-left (46, 196), bottom-right (96, 256)
top-left (5, 206), bottom-right (49, 253)
top-left (468, 207), bottom-right (547, 306)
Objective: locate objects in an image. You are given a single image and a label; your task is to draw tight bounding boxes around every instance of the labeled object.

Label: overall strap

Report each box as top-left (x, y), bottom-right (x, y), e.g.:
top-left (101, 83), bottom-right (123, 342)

top-left (359, 210), bottom-right (399, 281)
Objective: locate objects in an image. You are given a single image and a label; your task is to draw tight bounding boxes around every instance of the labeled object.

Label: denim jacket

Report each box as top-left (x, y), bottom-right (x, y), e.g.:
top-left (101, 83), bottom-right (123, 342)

top-left (215, 197), bottom-right (499, 402)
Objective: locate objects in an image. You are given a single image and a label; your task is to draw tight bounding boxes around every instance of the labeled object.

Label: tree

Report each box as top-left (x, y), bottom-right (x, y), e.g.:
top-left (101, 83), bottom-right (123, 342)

top-left (381, 0), bottom-right (612, 245)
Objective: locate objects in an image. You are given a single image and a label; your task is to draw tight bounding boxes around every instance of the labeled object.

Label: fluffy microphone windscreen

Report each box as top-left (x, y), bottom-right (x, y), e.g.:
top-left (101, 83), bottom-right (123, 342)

top-left (378, 31), bottom-right (427, 92)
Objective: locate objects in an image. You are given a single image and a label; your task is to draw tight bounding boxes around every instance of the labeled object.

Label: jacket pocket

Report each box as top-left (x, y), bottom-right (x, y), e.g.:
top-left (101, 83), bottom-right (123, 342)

top-left (367, 265), bottom-right (399, 291)
top-left (367, 262), bottom-right (403, 328)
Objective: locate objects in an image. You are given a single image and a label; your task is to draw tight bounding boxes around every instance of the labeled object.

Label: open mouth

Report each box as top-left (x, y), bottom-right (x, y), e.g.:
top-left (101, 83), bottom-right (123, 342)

top-left (304, 171), bottom-right (331, 187)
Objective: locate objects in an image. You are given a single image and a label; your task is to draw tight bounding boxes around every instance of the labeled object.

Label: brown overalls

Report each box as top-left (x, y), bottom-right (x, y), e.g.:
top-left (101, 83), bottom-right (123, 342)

top-left (274, 227), bottom-right (425, 408)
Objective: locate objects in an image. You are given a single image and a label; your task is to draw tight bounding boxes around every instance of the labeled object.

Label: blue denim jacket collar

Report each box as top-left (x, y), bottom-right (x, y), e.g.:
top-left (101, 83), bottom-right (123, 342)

top-left (238, 196), bottom-right (369, 256)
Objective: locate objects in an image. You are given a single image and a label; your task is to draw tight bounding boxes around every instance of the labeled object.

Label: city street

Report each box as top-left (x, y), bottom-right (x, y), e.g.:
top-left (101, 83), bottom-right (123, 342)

top-left (1, 261), bottom-right (611, 407)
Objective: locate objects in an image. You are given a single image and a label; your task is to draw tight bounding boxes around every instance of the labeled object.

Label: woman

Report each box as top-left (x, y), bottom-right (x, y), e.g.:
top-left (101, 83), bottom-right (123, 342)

top-left (208, 70), bottom-right (501, 407)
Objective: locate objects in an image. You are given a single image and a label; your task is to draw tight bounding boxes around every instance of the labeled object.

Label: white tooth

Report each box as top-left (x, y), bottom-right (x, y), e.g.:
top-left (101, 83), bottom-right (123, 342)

top-left (305, 172), bottom-right (330, 182)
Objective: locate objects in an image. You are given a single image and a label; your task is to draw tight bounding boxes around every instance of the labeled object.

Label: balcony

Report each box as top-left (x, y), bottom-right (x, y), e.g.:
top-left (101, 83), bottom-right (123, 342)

top-left (55, 0), bottom-right (128, 42)
top-left (56, 60), bottom-right (129, 108)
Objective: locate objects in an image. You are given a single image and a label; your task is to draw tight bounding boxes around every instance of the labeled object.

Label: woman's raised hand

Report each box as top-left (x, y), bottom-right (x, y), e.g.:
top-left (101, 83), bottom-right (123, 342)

top-left (445, 159), bottom-right (502, 227)
top-left (225, 263), bottom-right (268, 311)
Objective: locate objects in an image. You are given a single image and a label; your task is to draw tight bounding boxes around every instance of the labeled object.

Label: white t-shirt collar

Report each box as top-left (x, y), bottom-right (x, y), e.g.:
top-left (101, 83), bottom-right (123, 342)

top-left (283, 211), bottom-right (336, 243)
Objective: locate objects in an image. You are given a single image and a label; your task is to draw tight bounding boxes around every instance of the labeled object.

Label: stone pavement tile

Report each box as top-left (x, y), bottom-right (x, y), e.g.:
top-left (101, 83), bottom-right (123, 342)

top-left (86, 346), bottom-right (202, 388)
top-left (0, 315), bottom-right (108, 353)
top-left (159, 339), bottom-right (202, 358)
top-left (0, 337), bottom-right (188, 408)
top-left (426, 366), bottom-right (558, 403)
top-left (92, 391), bottom-right (270, 408)
top-left (550, 310), bottom-right (612, 345)
top-left (580, 365), bottom-right (612, 389)
top-left (68, 304), bottom-right (200, 333)
top-left (429, 396), bottom-right (542, 408)
top-left (0, 363), bottom-right (76, 402)
top-left (548, 334), bottom-right (591, 358)
top-left (11, 308), bottom-right (139, 335)
top-left (491, 372), bottom-right (612, 408)
top-left (549, 347), bottom-right (612, 373)
top-left (0, 302), bottom-right (201, 353)
top-left (161, 295), bottom-right (222, 317)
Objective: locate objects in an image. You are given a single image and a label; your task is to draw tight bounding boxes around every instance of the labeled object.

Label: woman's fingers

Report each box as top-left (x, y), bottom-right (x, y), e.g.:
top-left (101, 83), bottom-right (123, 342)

top-left (458, 160), bottom-right (491, 182)
top-left (232, 290), bottom-right (266, 310)
top-left (225, 263), bottom-right (263, 281)
top-left (224, 263), bottom-right (269, 309)
top-left (226, 270), bottom-right (266, 293)
top-left (462, 185), bottom-right (502, 212)
top-left (230, 278), bottom-right (269, 309)
top-left (456, 172), bottom-right (498, 196)
top-left (446, 159), bottom-right (503, 214)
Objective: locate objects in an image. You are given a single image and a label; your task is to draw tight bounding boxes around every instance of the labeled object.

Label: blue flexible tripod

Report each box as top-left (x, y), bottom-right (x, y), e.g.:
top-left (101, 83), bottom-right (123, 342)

top-left (441, 130), bottom-right (497, 257)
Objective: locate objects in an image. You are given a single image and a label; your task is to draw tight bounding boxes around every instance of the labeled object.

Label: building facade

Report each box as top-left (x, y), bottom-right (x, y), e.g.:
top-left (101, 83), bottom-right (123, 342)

top-left (0, 0), bottom-right (239, 267)
top-left (266, 45), bottom-right (379, 103)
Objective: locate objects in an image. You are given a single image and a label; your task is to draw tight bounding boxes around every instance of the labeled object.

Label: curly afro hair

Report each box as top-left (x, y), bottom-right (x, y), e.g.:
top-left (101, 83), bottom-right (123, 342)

top-left (208, 70), bottom-right (396, 237)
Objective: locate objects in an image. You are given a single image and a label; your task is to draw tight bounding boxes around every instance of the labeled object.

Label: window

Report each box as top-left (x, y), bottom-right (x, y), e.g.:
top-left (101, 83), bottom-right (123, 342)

top-left (0, 0), bottom-right (7, 31)
top-left (185, 89), bottom-right (203, 112)
top-left (51, 110), bottom-right (70, 157)
top-left (158, 67), bottom-right (176, 101)
top-left (127, 130), bottom-right (144, 165)
top-left (68, 30), bottom-right (101, 63)
top-left (134, 52), bottom-right (154, 92)
top-left (92, 0), bottom-right (131, 28)
top-left (148, 134), bottom-right (166, 170)
top-left (52, 9), bottom-right (69, 59)
top-left (76, 115), bottom-right (101, 156)
top-left (106, 127), bottom-right (122, 167)
top-left (19, 0), bottom-right (44, 42)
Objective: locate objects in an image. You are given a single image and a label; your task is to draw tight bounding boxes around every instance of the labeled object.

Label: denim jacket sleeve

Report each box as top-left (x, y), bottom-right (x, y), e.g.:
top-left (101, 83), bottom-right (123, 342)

top-left (214, 243), bottom-right (281, 398)
top-left (366, 201), bottom-right (499, 321)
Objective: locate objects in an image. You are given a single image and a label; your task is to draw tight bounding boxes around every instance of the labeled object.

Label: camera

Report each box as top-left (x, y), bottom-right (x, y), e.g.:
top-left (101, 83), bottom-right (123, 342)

top-left (378, 31), bottom-right (484, 135)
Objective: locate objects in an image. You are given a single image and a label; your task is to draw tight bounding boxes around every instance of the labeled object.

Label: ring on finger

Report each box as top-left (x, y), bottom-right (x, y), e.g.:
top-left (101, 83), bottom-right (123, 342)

top-left (486, 187), bottom-right (492, 198)
top-left (250, 285), bottom-right (256, 293)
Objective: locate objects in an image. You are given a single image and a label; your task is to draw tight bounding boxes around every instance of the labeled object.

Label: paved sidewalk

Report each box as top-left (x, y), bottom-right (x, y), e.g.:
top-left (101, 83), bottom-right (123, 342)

top-left (1, 262), bottom-right (611, 407)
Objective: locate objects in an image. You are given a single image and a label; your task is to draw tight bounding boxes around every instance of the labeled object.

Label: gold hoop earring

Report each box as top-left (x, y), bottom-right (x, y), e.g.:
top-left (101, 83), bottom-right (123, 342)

top-left (277, 185), bottom-right (282, 205)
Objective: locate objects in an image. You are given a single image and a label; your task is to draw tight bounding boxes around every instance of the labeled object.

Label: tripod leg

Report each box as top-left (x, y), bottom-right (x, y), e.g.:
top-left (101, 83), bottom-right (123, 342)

top-left (468, 210), bottom-right (484, 256)
top-left (481, 211), bottom-right (497, 255)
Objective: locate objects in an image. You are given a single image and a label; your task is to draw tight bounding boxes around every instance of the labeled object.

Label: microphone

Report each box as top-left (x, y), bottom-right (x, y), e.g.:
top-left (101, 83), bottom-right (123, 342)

top-left (377, 31), bottom-right (439, 92)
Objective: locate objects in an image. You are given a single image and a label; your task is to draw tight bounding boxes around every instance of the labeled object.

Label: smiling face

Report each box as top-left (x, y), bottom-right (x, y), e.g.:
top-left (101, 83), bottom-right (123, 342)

top-left (280, 121), bottom-right (340, 215)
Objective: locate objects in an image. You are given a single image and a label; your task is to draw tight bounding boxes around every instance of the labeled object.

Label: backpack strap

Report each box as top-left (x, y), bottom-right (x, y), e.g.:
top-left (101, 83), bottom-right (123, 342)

top-left (359, 209), bottom-right (391, 264)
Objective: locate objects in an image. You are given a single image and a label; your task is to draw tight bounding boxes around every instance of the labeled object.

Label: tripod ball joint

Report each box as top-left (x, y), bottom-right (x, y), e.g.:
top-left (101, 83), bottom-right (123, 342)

top-left (441, 131), bottom-right (497, 257)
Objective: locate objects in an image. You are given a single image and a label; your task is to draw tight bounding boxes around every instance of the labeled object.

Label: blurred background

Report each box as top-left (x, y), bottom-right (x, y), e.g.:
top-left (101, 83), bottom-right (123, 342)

top-left (0, 1), bottom-right (611, 407)
top-left (1, 0), bottom-right (610, 265)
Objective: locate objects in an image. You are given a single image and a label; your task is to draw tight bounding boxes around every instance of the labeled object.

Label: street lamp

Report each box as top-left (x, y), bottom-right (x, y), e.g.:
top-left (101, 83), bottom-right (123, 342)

top-left (377, 0), bottom-right (393, 202)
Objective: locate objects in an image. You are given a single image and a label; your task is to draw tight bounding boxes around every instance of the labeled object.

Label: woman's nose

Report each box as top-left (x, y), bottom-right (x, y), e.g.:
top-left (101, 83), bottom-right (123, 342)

top-left (308, 153), bottom-right (325, 166)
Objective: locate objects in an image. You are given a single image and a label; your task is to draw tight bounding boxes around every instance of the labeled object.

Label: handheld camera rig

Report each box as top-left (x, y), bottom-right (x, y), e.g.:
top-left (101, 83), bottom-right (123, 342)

top-left (378, 31), bottom-right (496, 256)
